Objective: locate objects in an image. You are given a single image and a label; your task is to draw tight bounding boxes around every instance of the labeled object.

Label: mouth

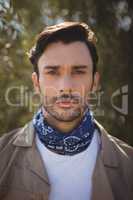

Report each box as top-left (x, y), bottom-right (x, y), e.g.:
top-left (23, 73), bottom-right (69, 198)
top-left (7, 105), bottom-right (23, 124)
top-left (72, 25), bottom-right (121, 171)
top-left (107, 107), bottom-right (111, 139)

top-left (56, 100), bottom-right (77, 108)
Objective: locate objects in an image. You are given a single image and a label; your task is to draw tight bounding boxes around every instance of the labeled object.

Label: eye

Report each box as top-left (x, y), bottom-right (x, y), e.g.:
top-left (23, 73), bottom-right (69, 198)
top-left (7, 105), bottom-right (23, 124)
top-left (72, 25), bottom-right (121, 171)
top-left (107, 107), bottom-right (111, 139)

top-left (73, 70), bottom-right (86, 74)
top-left (46, 71), bottom-right (58, 75)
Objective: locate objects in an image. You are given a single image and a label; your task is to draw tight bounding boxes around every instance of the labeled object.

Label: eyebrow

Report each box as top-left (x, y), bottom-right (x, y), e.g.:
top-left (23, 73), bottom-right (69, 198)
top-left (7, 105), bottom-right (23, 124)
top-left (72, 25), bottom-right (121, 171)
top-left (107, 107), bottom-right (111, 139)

top-left (43, 65), bottom-right (60, 70)
top-left (43, 65), bottom-right (88, 70)
top-left (72, 65), bottom-right (88, 70)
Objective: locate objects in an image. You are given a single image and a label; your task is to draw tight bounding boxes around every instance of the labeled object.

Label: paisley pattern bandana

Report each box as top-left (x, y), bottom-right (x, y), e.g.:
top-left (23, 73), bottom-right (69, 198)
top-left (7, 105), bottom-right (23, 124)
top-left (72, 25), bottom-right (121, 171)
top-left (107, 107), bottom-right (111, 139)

top-left (33, 107), bottom-right (96, 155)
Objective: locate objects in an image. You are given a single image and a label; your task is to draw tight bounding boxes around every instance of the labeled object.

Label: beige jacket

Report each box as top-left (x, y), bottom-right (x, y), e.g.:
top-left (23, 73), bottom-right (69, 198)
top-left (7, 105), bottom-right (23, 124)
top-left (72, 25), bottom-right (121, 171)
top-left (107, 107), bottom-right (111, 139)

top-left (0, 120), bottom-right (133, 200)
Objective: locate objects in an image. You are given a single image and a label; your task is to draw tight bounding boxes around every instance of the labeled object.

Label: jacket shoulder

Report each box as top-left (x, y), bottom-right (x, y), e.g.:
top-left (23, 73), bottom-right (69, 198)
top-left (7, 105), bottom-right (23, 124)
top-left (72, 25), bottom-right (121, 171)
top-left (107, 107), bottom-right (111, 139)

top-left (109, 135), bottom-right (133, 160)
top-left (95, 119), bottom-right (133, 161)
top-left (0, 128), bottom-right (21, 152)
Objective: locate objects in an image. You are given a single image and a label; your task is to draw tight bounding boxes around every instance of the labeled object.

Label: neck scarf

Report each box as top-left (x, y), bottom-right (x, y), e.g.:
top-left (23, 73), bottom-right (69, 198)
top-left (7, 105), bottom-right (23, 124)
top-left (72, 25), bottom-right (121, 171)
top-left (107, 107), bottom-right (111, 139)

top-left (33, 108), bottom-right (96, 155)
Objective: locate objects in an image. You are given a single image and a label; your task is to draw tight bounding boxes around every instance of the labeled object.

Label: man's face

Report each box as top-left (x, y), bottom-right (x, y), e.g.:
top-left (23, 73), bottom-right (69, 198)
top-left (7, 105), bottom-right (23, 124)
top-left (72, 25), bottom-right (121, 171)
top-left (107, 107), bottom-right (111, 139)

top-left (32, 41), bottom-right (99, 122)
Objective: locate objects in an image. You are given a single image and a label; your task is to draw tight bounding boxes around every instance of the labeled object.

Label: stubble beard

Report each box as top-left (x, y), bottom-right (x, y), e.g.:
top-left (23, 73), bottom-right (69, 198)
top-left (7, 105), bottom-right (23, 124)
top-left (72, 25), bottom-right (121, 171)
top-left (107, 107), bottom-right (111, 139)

top-left (41, 94), bottom-right (88, 122)
top-left (43, 105), bottom-right (82, 122)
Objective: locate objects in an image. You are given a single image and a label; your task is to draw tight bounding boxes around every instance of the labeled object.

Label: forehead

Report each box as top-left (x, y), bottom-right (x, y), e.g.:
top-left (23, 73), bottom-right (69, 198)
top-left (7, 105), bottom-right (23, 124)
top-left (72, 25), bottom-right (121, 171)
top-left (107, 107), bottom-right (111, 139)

top-left (38, 41), bottom-right (93, 68)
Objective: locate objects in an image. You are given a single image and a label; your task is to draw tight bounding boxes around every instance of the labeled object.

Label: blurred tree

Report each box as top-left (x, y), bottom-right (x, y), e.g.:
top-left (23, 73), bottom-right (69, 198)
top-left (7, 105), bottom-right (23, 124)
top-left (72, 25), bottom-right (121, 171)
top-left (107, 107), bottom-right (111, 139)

top-left (0, 0), bottom-right (32, 132)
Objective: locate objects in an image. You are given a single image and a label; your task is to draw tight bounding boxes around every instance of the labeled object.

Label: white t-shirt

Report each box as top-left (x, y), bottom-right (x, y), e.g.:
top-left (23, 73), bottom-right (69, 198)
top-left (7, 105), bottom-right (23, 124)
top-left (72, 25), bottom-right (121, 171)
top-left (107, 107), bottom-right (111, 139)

top-left (36, 129), bottom-right (100, 200)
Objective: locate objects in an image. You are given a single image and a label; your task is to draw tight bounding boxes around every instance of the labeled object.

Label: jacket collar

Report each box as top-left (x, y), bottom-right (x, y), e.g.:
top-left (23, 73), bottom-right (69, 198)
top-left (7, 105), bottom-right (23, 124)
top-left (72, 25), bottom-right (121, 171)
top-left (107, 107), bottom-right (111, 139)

top-left (13, 120), bottom-right (119, 168)
top-left (13, 121), bottom-right (50, 186)
top-left (94, 119), bottom-right (119, 168)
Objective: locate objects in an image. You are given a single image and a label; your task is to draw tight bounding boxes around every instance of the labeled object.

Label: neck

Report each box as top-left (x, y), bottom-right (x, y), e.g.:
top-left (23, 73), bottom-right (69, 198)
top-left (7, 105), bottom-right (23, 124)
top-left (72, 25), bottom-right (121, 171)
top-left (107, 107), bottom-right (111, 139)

top-left (44, 111), bottom-right (83, 133)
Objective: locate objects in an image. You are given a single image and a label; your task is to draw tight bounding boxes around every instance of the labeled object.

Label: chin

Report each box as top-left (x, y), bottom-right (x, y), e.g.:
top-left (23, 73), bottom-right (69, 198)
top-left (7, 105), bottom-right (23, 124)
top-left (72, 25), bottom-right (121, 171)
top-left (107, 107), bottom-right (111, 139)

top-left (46, 106), bottom-right (82, 122)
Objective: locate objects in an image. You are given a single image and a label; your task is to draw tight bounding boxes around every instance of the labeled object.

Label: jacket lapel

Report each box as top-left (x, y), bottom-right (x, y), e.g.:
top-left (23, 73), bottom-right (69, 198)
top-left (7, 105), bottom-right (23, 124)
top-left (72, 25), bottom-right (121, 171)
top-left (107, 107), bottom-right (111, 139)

top-left (91, 154), bottom-right (114, 200)
top-left (13, 121), bottom-right (50, 186)
top-left (91, 120), bottom-right (119, 200)
top-left (25, 139), bottom-right (50, 185)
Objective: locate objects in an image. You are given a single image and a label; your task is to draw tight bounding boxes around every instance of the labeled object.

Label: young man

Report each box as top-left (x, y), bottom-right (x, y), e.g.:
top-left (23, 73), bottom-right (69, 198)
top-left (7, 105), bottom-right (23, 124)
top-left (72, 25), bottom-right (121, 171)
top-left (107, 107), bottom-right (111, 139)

top-left (0, 22), bottom-right (133, 200)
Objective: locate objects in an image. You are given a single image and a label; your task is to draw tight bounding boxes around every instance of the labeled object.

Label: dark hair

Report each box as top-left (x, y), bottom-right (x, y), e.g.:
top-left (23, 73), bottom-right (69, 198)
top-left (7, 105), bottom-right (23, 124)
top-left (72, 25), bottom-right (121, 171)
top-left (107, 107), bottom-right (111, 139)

top-left (28, 22), bottom-right (98, 76)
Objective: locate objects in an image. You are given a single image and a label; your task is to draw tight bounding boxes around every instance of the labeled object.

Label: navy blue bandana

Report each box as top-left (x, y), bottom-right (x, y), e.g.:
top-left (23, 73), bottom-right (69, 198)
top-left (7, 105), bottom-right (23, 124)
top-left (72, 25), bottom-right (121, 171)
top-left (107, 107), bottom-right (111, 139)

top-left (33, 108), bottom-right (96, 155)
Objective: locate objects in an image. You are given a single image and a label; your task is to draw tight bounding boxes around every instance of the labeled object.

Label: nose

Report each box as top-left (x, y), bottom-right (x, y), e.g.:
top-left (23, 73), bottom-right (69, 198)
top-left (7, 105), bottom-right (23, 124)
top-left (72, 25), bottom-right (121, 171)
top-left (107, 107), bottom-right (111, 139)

top-left (58, 75), bottom-right (73, 93)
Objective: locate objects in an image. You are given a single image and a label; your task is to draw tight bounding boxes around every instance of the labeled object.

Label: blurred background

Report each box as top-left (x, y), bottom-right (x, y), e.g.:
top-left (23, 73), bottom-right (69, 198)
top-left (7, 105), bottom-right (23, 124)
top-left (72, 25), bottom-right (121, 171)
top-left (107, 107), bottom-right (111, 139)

top-left (0, 0), bottom-right (132, 145)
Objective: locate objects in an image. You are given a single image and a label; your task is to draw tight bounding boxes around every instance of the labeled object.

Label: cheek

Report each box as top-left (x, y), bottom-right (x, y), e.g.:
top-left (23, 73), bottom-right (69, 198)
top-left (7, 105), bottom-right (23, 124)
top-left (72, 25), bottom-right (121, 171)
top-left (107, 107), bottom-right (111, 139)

top-left (39, 80), bottom-right (58, 97)
top-left (76, 78), bottom-right (93, 94)
top-left (72, 86), bottom-right (91, 105)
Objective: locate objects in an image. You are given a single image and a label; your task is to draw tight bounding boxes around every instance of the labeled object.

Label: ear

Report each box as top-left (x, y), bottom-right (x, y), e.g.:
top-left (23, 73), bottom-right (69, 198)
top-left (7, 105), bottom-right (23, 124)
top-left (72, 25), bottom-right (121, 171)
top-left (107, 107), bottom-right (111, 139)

top-left (31, 72), bottom-right (40, 94)
top-left (92, 72), bottom-right (100, 92)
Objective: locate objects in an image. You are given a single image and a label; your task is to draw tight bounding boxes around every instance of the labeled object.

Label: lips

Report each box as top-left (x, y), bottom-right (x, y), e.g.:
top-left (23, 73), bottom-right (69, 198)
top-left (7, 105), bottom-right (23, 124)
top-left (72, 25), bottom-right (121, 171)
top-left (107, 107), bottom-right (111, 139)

top-left (56, 101), bottom-right (72, 108)
top-left (56, 99), bottom-right (77, 108)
